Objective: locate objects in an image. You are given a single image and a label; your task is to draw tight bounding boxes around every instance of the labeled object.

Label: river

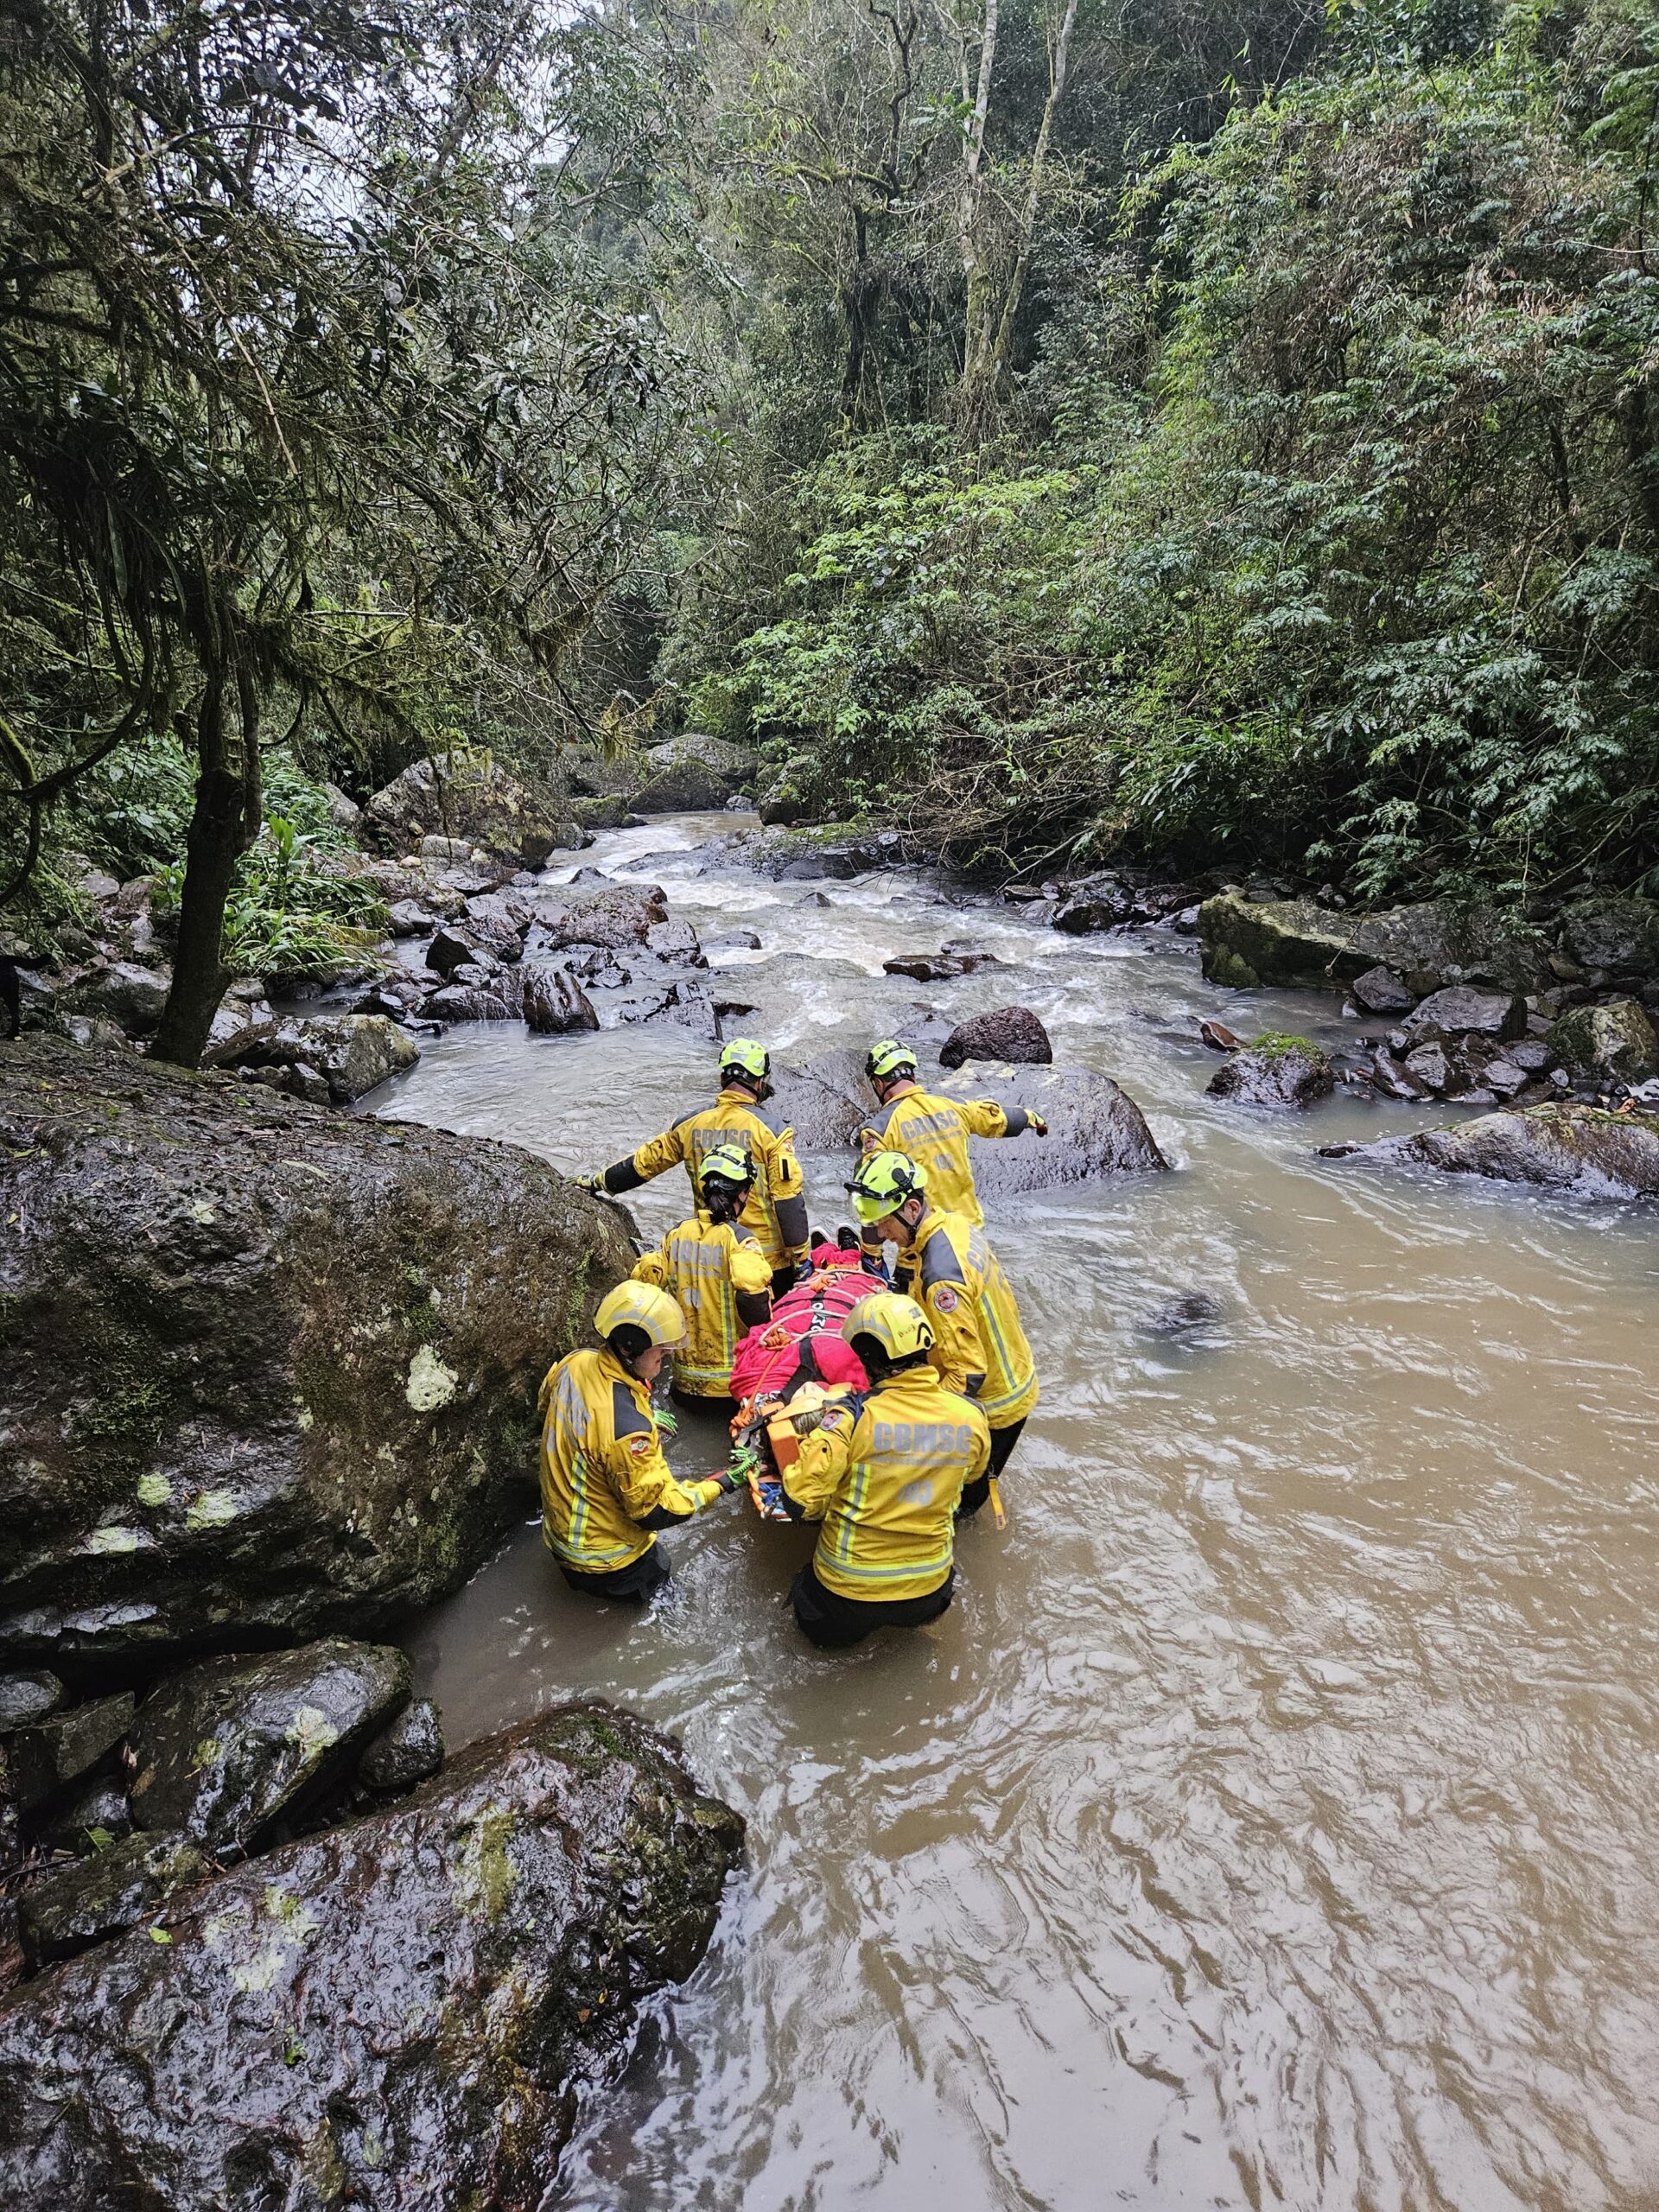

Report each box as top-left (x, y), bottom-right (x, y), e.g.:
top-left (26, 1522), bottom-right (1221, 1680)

top-left (373, 810), bottom-right (1659, 2212)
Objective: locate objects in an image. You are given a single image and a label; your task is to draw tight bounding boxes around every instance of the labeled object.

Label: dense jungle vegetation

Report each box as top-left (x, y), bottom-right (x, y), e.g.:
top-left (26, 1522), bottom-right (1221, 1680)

top-left (8, 0), bottom-right (1659, 1052)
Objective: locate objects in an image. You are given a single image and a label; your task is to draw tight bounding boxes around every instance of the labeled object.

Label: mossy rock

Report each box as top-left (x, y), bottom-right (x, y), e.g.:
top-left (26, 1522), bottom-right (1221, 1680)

top-left (1206, 1034), bottom-right (1334, 1108)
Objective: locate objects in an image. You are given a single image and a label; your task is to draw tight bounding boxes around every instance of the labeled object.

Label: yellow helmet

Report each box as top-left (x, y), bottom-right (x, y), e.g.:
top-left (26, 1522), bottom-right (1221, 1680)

top-left (846, 1148), bottom-right (927, 1225)
top-left (697, 1141), bottom-right (754, 1193)
top-left (594, 1281), bottom-right (686, 1351)
top-left (866, 1039), bottom-right (917, 1083)
top-left (719, 1037), bottom-right (770, 1083)
top-left (843, 1292), bottom-right (934, 1363)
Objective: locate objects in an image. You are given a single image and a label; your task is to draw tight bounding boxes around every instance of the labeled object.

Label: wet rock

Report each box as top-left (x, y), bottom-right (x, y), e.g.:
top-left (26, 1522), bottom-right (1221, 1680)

top-left (356, 1696), bottom-right (444, 1792)
top-left (35, 1777), bottom-right (131, 1857)
top-left (1549, 997), bottom-right (1659, 1084)
top-left (1404, 985), bottom-right (1527, 1043)
top-left (530, 883), bottom-right (667, 951)
top-left (634, 734), bottom-right (753, 814)
top-left (931, 1063), bottom-right (1168, 1192)
top-left (461, 889), bottom-right (535, 945)
top-left (1554, 895), bottom-right (1659, 976)
top-left (938, 1006), bottom-right (1052, 1070)
top-left (1369, 1046), bottom-right (1428, 1100)
top-left (1052, 876), bottom-right (1137, 934)
top-left (18, 1831), bottom-right (208, 1973)
top-left (1144, 1291), bottom-right (1225, 1336)
top-left (129, 1639), bottom-right (410, 1857)
top-left (69, 960), bottom-right (172, 1037)
top-left (8, 1694), bottom-right (134, 1814)
top-left (572, 793), bottom-right (639, 831)
top-left (0, 1673), bottom-right (65, 1736)
top-left (0, 1038), bottom-right (633, 1664)
top-left (882, 951), bottom-right (998, 982)
top-left (321, 782), bottom-right (361, 838)
top-left (770, 1047), bottom-right (875, 1149)
top-left (365, 754), bottom-right (574, 868)
top-left (1198, 893), bottom-right (1549, 995)
top-left (522, 962), bottom-right (600, 1034)
top-left (1205, 1035), bottom-right (1334, 1108)
top-left (1403, 1041), bottom-right (1452, 1094)
top-left (1509, 1037), bottom-right (1556, 1074)
top-left (645, 918), bottom-right (707, 968)
top-left (60, 1014), bottom-right (135, 1054)
top-left (224, 1014), bottom-right (420, 1103)
top-left (1484, 1058), bottom-right (1530, 1100)
top-left (200, 1001), bottom-right (276, 1066)
top-left (708, 929), bottom-right (762, 955)
top-left (1326, 1103), bottom-right (1659, 1202)
top-left (425, 924), bottom-right (491, 978)
top-left (1350, 964), bottom-right (1416, 1015)
top-left (1199, 1020), bottom-right (1245, 1052)
top-left (0, 1704), bottom-right (744, 2210)
top-left (420, 982), bottom-right (517, 1022)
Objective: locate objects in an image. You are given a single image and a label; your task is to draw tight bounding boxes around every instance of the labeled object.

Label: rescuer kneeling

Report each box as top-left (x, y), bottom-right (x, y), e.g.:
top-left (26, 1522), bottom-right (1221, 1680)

top-left (630, 1142), bottom-right (774, 1410)
top-left (781, 1292), bottom-right (990, 1649)
top-left (537, 1282), bottom-right (746, 1602)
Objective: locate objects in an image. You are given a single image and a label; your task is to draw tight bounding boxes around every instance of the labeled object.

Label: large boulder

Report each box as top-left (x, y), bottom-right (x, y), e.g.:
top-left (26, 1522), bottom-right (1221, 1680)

top-left (1402, 985), bottom-right (1527, 1044)
top-left (931, 1064), bottom-right (1169, 1195)
top-left (1554, 895), bottom-right (1659, 977)
top-left (0, 1705), bottom-right (745, 2211)
top-left (18, 1832), bottom-right (208, 1973)
top-left (633, 734), bottom-right (753, 815)
top-left (128, 1640), bottom-right (411, 1856)
top-left (0, 1039), bottom-right (633, 1664)
top-left (1205, 1034), bottom-right (1334, 1108)
top-left (1199, 893), bottom-right (1550, 995)
top-left (67, 961), bottom-right (172, 1038)
top-left (364, 753), bottom-right (576, 868)
top-left (522, 961), bottom-right (600, 1034)
top-left (938, 1007), bottom-right (1052, 1070)
top-left (1323, 1103), bottom-right (1659, 1202)
top-left (1548, 997), bottom-right (1659, 1084)
top-left (223, 1014), bottom-right (420, 1104)
top-left (770, 1047), bottom-right (876, 1150)
top-left (528, 883), bottom-right (668, 951)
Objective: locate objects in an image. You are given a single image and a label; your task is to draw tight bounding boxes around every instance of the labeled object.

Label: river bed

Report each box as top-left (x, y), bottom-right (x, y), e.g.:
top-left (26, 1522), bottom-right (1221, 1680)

top-left (373, 812), bottom-right (1659, 2212)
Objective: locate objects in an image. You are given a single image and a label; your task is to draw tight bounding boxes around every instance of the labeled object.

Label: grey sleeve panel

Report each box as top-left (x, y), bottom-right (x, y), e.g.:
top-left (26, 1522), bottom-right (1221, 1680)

top-left (919, 1228), bottom-right (968, 1289)
top-left (1000, 1104), bottom-right (1030, 1136)
top-left (772, 1192), bottom-right (810, 1249)
top-left (672, 1107), bottom-right (701, 1130)
top-left (747, 1101), bottom-right (785, 1136)
top-left (611, 1382), bottom-right (652, 1439)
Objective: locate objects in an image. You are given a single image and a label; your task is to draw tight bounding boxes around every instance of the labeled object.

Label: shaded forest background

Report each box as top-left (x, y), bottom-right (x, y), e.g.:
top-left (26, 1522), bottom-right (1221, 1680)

top-left (8, 0), bottom-right (1659, 1053)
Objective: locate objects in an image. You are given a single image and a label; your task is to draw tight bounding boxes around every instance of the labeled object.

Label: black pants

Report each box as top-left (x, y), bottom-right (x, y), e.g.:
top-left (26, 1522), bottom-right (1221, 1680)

top-left (559, 1547), bottom-right (671, 1603)
top-left (670, 1387), bottom-right (737, 1419)
top-left (791, 1560), bottom-right (955, 1649)
top-left (957, 1417), bottom-right (1025, 1520)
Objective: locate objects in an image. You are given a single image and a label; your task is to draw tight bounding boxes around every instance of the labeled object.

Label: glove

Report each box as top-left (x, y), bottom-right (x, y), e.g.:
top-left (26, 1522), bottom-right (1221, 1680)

top-left (573, 1170), bottom-right (605, 1193)
top-left (793, 1257), bottom-right (816, 1285)
top-left (654, 1402), bottom-right (679, 1437)
top-left (710, 1464), bottom-right (747, 1496)
top-left (1030, 1114), bottom-right (1049, 1138)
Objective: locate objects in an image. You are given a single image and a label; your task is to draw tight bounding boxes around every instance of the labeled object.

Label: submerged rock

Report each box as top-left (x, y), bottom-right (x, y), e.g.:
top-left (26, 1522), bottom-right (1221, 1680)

top-left (1206, 1034), bottom-right (1334, 1109)
top-left (1324, 1103), bottom-right (1659, 1202)
top-left (0, 1704), bottom-right (745, 2211)
top-left (1199, 893), bottom-right (1550, 995)
top-left (882, 951), bottom-right (998, 982)
top-left (931, 1063), bottom-right (1169, 1193)
top-left (938, 1006), bottom-right (1052, 1069)
top-left (0, 1039), bottom-right (633, 1664)
top-left (128, 1640), bottom-right (410, 1856)
top-left (1548, 997), bottom-right (1659, 1085)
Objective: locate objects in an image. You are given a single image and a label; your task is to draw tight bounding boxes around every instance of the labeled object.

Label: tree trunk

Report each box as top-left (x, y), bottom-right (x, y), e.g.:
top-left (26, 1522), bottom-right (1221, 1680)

top-left (954, 0), bottom-right (1001, 432)
top-left (150, 671), bottom-right (256, 1070)
top-left (984, 0), bottom-right (1078, 400)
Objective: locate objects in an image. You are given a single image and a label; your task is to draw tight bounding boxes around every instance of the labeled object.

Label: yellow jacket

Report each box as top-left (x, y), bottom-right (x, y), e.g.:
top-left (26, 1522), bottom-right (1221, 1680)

top-left (601, 1087), bottom-right (810, 1268)
top-left (632, 1212), bottom-right (773, 1397)
top-left (860, 1084), bottom-right (1032, 1225)
top-left (893, 1207), bottom-right (1039, 1429)
top-left (538, 1346), bottom-right (725, 1572)
top-left (783, 1365), bottom-right (990, 1600)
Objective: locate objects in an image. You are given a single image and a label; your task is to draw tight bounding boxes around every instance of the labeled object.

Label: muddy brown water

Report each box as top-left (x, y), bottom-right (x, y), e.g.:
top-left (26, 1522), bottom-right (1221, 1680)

top-left (372, 813), bottom-right (1659, 2212)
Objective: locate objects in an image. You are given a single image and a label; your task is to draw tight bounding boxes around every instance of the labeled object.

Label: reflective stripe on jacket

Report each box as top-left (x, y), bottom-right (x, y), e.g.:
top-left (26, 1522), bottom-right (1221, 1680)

top-left (632, 1213), bottom-right (773, 1396)
top-left (783, 1366), bottom-right (990, 1601)
top-left (603, 1087), bottom-right (809, 1266)
top-left (893, 1207), bottom-right (1039, 1427)
top-left (537, 1346), bottom-right (723, 1571)
top-left (861, 1084), bottom-right (1027, 1225)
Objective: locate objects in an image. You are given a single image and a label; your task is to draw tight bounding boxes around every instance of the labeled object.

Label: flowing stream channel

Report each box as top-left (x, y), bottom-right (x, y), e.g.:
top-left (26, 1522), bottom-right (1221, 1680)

top-left (370, 810), bottom-right (1659, 2212)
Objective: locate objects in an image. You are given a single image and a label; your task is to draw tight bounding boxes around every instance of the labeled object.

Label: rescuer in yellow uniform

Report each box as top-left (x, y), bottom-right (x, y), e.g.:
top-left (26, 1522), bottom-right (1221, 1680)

top-left (858, 1039), bottom-right (1047, 1224)
top-left (577, 1039), bottom-right (810, 1289)
top-left (847, 1151), bottom-right (1038, 1519)
top-left (781, 1292), bottom-right (990, 1648)
top-left (538, 1281), bottom-right (746, 1602)
top-left (630, 1143), bottom-right (774, 1408)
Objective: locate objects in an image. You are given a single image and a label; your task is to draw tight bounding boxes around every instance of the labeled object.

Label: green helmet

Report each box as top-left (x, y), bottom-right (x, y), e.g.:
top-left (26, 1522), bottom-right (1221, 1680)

top-left (846, 1148), bottom-right (927, 1225)
top-left (720, 1037), bottom-right (770, 1083)
top-left (697, 1141), bottom-right (754, 1195)
top-left (866, 1039), bottom-right (918, 1084)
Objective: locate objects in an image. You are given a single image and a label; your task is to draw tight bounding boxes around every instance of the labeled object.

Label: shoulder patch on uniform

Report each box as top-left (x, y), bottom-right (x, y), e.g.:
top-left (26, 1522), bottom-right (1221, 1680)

top-left (611, 1381), bottom-right (652, 1438)
top-left (931, 1282), bottom-right (960, 1313)
top-left (626, 1432), bottom-right (655, 1458)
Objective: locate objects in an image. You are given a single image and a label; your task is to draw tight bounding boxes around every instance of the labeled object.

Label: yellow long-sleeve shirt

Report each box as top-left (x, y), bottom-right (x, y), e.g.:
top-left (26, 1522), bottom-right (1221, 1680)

top-left (859, 1083), bottom-right (1032, 1225)
top-left (783, 1365), bottom-right (990, 1600)
top-left (538, 1346), bottom-right (725, 1572)
top-left (632, 1211), bottom-right (773, 1397)
top-left (601, 1086), bottom-right (810, 1268)
top-left (892, 1207), bottom-right (1039, 1429)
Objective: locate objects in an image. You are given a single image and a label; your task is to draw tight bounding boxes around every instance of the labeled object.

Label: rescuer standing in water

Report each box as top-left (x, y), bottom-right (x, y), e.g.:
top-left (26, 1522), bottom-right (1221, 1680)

top-left (629, 1143), bottom-right (774, 1409)
top-left (577, 1038), bottom-right (810, 1293)
top-left (781, 1292), bottom-right (989, 1648)
top-left (859, 1039), bottom-right (1047, 1224)
top-left (537, 1282), bottom-right (746, 1602)
top-left (846, 1151), bottom-right (1039, 1520)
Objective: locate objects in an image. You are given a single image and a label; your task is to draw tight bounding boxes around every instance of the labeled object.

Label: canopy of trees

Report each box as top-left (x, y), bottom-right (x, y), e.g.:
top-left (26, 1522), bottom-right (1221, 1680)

top-left (8, 0), bottom-right (1659, 1054)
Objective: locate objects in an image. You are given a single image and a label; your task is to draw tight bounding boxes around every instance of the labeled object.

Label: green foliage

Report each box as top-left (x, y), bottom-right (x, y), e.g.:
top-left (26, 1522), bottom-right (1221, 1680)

top-left (152, 809), bottom-right (388, 982)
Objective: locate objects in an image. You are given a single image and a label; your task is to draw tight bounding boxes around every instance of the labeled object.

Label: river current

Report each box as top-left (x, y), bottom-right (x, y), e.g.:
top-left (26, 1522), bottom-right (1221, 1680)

top-left (372, 811), bottom-right (1659, 2212)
